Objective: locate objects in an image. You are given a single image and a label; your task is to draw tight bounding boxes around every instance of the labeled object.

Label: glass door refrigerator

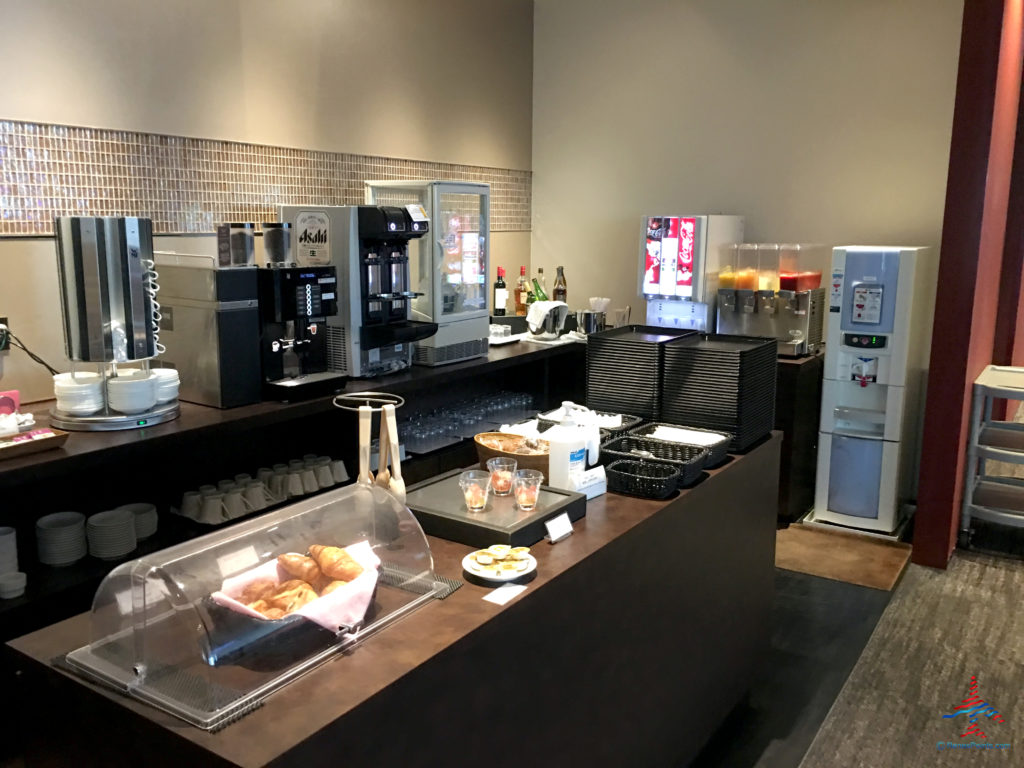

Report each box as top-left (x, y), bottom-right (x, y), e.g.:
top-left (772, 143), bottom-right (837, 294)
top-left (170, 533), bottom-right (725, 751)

top-left (365, 180), bottom-right (490, 366)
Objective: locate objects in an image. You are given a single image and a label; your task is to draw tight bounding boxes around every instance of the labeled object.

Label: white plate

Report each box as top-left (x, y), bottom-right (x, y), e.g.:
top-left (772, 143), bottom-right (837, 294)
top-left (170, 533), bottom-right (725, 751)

top-left (462, 553), bottom-right (537, 582)
top-left (489, 332), bottom-right (527, 346)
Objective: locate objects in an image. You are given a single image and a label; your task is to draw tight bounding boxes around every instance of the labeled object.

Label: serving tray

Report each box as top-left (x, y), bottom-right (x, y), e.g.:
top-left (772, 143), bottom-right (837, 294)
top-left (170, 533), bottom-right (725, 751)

top-left (405, 469), bottom-right (587, 547)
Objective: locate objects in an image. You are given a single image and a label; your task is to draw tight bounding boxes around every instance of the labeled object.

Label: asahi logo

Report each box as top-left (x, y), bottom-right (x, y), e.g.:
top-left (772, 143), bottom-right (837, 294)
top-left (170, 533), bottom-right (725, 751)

top-left (295, 211), bottom-right (329, 265)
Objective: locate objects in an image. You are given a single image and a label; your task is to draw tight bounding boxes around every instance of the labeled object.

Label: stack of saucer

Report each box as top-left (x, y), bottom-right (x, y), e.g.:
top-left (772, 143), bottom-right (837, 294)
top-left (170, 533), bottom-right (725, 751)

top-left (86, 510), bottom-right (137, 560)
top-left (36, 512), bottom-right (87, 566)
top-left (107, 372), bottom-right (157, 415)
top-left (53, 372), bottom-right (104, 416)
top-left (152, 368), bottom-right (180, 404)
top-left (115, 502), bottom-right (158, 541)
top-left (0, 527), bottom-right (17, 574)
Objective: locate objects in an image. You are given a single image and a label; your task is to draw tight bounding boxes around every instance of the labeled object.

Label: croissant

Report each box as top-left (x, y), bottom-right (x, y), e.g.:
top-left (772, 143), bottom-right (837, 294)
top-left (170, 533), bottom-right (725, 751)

top-left (319, 579), bottom-right (347, 597)
top-left (247, 599), bottom-right (287, 620)
top-left (265, 579), bottom-right (318, 614)
top-left (309, 545), bottom-right (364, 582)
top-left (239, 578), bottom-right (277, 605)
top-left (277, 553), bottom-right (323, 585)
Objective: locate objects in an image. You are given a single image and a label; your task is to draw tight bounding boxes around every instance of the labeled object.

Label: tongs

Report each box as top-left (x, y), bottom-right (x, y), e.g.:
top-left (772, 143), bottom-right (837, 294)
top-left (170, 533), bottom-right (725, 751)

top-left (372, 403), bottom-right (406, 502)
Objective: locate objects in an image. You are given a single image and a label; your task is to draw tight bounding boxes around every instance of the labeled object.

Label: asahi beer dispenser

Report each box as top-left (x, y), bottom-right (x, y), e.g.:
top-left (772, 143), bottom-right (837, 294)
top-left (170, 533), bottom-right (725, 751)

top-left (808, 246), bottom-right (937, 534)
top-left (640, 215), bottom-right (745, 331)
top-left (279, 205), bottom-right (438, 378)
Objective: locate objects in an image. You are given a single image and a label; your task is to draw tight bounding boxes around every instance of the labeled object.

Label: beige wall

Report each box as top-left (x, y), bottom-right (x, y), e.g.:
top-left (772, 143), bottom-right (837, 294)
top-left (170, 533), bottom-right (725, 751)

top-left (0, 0), bottom-right (534, 402)
top-left (531, 0), bottom-right (964, 313)
top-left (0, 0), bottom-right (533, 170)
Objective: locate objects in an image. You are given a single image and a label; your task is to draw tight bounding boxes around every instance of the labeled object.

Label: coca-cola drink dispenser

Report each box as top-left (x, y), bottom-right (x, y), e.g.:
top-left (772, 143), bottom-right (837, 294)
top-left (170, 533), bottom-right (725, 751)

top-left (639, 215), bottom-right (744, 331)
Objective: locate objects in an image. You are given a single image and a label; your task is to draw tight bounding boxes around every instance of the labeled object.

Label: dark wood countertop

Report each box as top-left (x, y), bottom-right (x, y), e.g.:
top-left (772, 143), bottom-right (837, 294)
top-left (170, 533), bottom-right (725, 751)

top-left (1, 341), bottom-right (584, 488)
top-left (8, 433), bottom-right (780, 768)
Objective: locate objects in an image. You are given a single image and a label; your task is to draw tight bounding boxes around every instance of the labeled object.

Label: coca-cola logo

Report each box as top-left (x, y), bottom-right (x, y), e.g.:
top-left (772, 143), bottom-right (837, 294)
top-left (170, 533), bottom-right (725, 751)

top-left (298, 228), bottom-right (327, 244)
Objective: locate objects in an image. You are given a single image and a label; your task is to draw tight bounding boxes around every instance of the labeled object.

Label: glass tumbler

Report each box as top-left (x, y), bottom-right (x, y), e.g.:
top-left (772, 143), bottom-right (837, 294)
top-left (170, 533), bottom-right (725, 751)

top-left (459, 470), bottom-right (491, 512)
top-left (487, 457), bottom-right (517, 496)
top-left (513, 469), bottom-right (544, 511)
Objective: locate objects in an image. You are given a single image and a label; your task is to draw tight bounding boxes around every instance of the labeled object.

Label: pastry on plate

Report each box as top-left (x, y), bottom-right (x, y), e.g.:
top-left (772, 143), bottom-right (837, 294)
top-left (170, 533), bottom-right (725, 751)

top-left (239, 578), bottom-right (277, 605)
top-left (319, 579), bottom-right (347, 597)
top-left (309, 545), bottom-right (365, 582)
top-left (277, 553), bottom-right (323, 585)
top-left (265, 579), bottom-right (318, 614)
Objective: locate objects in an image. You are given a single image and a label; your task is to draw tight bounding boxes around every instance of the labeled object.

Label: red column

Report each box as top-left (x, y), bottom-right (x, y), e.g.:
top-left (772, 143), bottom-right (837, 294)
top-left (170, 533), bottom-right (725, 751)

top-left (913, 0), bottom-right (1024, 568)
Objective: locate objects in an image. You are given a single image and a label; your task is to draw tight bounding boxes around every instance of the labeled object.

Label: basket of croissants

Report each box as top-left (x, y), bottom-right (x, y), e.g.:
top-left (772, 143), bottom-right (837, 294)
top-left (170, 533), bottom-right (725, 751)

top-left (212, 541), bottom-right (381, 632)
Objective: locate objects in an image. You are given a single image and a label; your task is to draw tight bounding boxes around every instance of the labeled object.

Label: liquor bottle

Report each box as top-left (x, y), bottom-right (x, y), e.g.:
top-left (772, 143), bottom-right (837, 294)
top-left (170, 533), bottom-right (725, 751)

top-left (526, 288), bottom-right (536, 307)
top-left (532, 276), bottom-right (549, 302)
top-left (553, 265), bottom-right (568, 303)
top-left (515, 266), bottom-right (529, 316)
top-left (493, 266), bottom-right (508, 316)
top-left (537, 267), bottom-right (547, 297)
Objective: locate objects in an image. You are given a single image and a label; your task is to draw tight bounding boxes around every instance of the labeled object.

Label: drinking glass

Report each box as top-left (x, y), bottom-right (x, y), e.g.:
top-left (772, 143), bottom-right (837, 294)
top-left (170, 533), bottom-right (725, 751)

top-left (513, 469), bottom-right (544, 511)
top-left (487, 457), bottom-right (517, 496)
top-left (459, 470), bottom-right (491, 512)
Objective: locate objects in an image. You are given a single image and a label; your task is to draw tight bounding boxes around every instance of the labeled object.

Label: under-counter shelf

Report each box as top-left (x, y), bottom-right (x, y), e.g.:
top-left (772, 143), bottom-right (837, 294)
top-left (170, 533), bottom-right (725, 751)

top-left (969, 476), bottom-right (1024, 527)
top-left (977, 421), bottom-right (1024, 464)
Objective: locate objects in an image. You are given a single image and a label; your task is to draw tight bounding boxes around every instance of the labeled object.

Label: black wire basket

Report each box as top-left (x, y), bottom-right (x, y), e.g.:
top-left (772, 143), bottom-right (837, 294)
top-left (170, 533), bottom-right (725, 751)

top-left (605, 459), bottom-right (681, 499)
top-left (625, 423), bottom-right (732, 468)
top-left (536, 409), bottom-right (643, 437)
top-left (600, 435), bottom-right (710, 488)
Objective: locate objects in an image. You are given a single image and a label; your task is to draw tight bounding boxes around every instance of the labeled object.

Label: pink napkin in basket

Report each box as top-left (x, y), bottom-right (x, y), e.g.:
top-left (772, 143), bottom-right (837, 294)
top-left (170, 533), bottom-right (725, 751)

top-left (212, 540), bottom-right (381, 634)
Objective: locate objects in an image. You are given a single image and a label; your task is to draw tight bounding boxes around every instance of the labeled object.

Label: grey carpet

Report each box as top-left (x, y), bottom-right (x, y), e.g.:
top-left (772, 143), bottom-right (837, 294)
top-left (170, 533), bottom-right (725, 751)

top-left (799, 551), bottom-right (1024, 767)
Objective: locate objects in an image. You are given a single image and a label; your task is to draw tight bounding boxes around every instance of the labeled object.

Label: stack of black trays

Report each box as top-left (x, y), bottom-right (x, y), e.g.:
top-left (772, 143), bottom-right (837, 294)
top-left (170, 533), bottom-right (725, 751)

top-left (586, 325), bottom-right (696, 419)
top-left (660, 334), bottom-right (777, 451)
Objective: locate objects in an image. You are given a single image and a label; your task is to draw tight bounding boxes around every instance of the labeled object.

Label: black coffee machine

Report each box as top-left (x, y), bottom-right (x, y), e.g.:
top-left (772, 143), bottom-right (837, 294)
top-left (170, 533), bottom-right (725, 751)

top-left (257, 265), bottom-right (348, 400)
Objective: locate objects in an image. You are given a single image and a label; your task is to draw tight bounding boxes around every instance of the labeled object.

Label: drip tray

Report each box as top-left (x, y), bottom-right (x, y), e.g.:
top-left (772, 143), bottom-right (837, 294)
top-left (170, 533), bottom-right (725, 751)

top-left (405, 469), bottom-right (587, 547)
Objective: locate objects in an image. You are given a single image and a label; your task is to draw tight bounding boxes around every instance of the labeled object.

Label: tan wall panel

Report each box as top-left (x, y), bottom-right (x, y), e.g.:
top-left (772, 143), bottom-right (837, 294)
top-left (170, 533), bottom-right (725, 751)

top-left (531, 0), bottom-right (963, 314)
top-left (0, 0), bottom-right (533, 170)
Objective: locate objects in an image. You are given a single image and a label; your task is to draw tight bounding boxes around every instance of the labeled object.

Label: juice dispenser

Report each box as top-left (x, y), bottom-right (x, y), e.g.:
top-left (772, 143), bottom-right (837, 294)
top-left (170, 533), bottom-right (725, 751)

top-left (640, 215), bottom-right (745, 331)
top-left (807, 246), bottom-right (937, 535)
top-left (717, 243), bottom-right (826, 357)
top-left (364, 180), bottom-right (490, 366)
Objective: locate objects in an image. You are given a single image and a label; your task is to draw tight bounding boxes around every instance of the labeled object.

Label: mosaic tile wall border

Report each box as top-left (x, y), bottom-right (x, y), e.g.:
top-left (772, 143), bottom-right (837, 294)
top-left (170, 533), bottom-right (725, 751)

top-left (0, 120), bottom-right (532, 236)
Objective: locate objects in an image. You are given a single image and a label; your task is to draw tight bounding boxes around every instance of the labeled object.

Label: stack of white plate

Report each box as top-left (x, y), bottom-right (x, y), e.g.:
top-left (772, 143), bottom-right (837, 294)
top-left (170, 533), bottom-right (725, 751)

top-left (115, 502), bottom-right (158, 541)
top-left (36, 512), bottom-right (87, 566)
top-left (53, 372), bottom-right (104, 416)
top-left (86, 510), bottom-right (137, 560)
top-left (152, 368), bottom-right (180, 404)
top-left (0, 526), bottom-right (17, 574)
top-left (107, 372), bottom-right (157, 415)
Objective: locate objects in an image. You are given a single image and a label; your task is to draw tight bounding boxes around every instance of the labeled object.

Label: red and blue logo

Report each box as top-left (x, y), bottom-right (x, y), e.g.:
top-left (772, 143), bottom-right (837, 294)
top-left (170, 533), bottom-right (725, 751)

top-left (943, 676), bottom-right (1005, 739)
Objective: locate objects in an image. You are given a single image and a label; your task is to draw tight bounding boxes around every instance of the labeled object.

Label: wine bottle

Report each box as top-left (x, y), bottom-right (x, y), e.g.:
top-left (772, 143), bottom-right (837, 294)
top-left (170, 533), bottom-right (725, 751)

top-left (532, 276), bottom-right (549, 302)
top-left (493, 266), bottom-right (508, 316)
top-left (537, 267), bottom-right (547, 297)
top-left (515, 266), bottom-right (529, 316)
top-left (553, 265), bottom-right (567, 303)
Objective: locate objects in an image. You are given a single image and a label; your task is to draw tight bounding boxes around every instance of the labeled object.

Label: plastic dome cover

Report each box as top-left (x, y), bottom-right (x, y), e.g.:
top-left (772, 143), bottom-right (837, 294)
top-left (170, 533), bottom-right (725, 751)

top-left (65, 484), bottom-right (442, 730)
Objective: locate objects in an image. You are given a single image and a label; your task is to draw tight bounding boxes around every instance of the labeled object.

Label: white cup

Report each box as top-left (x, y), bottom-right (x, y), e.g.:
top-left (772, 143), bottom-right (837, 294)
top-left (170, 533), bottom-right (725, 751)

top-left (199, 484), bottom-right (218, 496)
top-left (244, 480), bottom-right (269, 511)
top-left (301, 468), bottom-right (319, 494)
top-left (287, 469), bottom-right (305, 498)
top-left (256, 467), bottom-right (274, 485)
top-left (223, 490), bottom-right (252, 520)
top-left (268, 474), bottom-right (287, 502)
top-left (180, 492), bottom-right (202, 519)
top-left (234, 473), bottom-right (253, 485)
top-left (218, 479), bottom-right (238, 493)
top-left (199, 494), bottom-right (228, 524)
top-left (331, 459), bottom-right (349, 483)
top-left (315, 460), bottom-right (335, 489)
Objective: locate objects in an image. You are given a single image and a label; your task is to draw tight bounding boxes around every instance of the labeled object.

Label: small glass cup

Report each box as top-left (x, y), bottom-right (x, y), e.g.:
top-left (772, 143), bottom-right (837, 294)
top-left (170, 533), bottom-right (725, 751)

top-left (459, 470), bottom-right (491, 512)
top-left (513, 469), bottom-right (544, 511)
top-left (487, 457), bottom-right (517, 496)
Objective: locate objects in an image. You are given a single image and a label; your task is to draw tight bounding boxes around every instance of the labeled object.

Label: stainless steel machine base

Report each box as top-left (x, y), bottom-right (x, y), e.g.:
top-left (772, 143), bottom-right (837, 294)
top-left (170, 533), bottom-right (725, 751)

top-left (50, 401), bottom-right (180, 431)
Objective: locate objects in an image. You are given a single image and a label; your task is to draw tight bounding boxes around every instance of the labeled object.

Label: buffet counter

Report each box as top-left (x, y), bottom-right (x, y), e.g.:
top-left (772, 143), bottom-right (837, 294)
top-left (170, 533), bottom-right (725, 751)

top-left (7, 433), bottom-right (781, 768)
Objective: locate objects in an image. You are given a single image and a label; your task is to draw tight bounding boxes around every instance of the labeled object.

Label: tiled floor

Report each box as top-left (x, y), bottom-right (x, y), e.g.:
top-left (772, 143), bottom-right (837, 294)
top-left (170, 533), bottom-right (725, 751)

top-left (688, 569), bottom-right (892, 768)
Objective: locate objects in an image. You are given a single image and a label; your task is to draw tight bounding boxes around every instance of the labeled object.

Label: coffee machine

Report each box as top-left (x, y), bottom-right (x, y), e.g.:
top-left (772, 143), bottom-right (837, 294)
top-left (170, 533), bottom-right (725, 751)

top-left (278, 205), bottom-right (438, 377)
top-left (257, 265), bottom-right (347, 399)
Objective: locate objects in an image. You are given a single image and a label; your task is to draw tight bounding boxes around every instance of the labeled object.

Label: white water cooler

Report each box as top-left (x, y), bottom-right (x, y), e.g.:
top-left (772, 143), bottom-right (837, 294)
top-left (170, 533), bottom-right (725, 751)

top-left (808, 246), bottom-right (937, 534)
